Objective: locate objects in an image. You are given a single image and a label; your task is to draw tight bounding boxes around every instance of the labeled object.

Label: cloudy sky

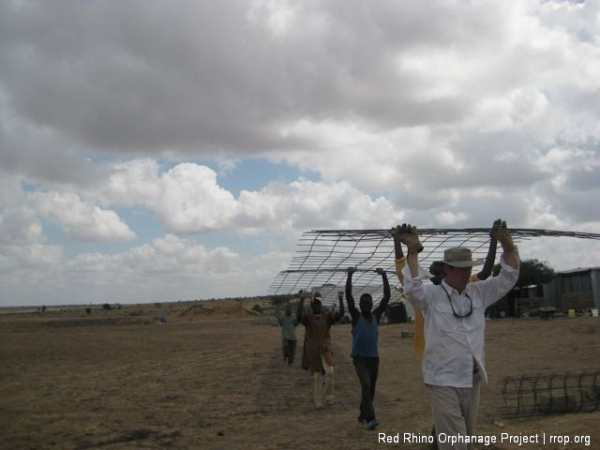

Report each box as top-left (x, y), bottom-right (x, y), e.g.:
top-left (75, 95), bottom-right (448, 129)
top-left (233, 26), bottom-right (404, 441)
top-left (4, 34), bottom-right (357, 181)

top-left (1, 0), bottom-right (599, 307)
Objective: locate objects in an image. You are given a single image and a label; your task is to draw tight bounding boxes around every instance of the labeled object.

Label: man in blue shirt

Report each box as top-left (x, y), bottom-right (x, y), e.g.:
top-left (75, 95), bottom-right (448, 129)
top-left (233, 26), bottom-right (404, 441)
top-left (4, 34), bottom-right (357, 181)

top-left (345, 267), bottom-right (391, 430)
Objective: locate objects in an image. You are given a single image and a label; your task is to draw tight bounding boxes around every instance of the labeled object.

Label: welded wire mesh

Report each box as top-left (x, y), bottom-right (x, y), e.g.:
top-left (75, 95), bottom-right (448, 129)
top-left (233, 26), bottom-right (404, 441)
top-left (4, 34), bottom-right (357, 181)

top-left (269, 228), bottom-right (600, 308)
top-left (501, 371), bottom-right (600, 416)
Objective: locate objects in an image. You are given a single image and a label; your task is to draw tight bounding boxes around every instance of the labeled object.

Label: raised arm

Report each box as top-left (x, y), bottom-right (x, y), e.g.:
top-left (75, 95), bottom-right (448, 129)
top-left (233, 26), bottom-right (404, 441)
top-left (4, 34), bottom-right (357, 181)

top-left (492, 219), bottom-right (519, 270)
top-left (337, 291), bottom-right (345, 321)
top-left (391, 226), bottom-right (406, 284)
top-left (345, 267), bottom-right (359, 320)
top-left (296, 291), bottom-right (306, 323)
top-left (396, 223), bottom-right (423, 279)
top-left (373, 268), bottom-right (391, 319)
top-left (476, 224), bottom-right (498, 280)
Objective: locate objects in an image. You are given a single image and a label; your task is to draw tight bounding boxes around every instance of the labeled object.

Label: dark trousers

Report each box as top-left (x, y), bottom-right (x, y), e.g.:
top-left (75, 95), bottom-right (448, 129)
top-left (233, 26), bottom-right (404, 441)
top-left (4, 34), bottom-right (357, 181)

top-left (282, 339), bottom-right (297, 363)
top-left (353, 357), bottom-right (379, 422)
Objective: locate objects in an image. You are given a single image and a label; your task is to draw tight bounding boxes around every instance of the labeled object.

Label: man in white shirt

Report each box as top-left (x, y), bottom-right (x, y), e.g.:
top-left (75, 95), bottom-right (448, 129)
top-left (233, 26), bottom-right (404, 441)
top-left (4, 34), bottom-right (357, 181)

top-left (397, 220), bottom-right (519, 450)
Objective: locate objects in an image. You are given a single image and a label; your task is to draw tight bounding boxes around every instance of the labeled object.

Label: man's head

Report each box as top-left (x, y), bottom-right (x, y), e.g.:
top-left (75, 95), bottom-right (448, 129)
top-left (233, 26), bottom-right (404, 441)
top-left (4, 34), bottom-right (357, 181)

top-left (311, 293), bottom-right (323, 314)
top-left (429, 261), bottom-right (444, 285)
top-left (359, 293), bottom-right (373, 315)
top-left (443, 265), bottom-right (474, 293)
top-left (285, 304), bottom-right (292, 315)
top-left (437, 247), bottom-right (483, 292)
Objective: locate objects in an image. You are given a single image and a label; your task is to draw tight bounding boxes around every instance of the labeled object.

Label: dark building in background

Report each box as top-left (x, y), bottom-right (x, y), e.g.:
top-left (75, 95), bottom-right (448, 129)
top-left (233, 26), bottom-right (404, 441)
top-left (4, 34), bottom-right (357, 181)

top-left (543, 267), bottom-right (600, 313)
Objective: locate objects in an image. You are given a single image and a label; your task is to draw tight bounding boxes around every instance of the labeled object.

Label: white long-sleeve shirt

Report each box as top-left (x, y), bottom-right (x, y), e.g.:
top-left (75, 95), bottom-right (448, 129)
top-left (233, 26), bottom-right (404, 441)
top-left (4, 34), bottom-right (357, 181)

top-left (403, 254), bottom-right (519, 388)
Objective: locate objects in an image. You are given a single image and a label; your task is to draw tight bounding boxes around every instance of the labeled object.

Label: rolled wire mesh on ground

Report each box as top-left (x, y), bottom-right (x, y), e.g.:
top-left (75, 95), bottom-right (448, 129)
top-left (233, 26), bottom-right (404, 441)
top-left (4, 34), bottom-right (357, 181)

top-left (269, 228), bottom-right (600, 308)
top-left (501, 371), bottom-right (600, 416)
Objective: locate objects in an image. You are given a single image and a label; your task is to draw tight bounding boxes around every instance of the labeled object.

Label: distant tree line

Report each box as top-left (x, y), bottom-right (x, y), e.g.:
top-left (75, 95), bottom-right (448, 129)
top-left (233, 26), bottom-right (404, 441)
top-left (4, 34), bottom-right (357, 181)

top-left (269, 294), bottom-right (295, 306)
top-left (494, 258), bottom-right (555, 292)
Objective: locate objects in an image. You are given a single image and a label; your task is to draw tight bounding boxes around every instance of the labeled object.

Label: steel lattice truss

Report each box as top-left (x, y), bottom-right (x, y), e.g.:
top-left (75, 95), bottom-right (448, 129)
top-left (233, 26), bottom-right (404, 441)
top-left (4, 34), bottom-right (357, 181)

top-left (269, 228), bottom-right (600, 307)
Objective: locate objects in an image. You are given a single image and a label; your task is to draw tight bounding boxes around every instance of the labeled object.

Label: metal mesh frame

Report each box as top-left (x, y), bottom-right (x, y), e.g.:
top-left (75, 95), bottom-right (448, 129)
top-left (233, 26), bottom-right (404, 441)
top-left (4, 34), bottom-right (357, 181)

top-left (501, 371), bottom-right (600, 416)
top-left (269, 228), bottom-right (600, 307)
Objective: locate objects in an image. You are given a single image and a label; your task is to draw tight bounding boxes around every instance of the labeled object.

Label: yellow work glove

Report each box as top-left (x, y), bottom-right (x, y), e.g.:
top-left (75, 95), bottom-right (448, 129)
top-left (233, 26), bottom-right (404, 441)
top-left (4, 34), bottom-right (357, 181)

top-left (394, 223), bottom-right (424, 254)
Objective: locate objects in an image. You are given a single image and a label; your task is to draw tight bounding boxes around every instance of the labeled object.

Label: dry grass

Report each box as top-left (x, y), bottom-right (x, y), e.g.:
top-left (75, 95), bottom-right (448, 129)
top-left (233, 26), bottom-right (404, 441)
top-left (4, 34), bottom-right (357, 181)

top-left (0, 301), bottom-right (599, 449)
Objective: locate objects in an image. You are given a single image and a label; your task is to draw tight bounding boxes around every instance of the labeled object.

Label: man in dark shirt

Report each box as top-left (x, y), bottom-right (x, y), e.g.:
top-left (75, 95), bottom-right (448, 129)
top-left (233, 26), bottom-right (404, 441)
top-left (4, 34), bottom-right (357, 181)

top-left (345, 267), bottom-right (391, 430)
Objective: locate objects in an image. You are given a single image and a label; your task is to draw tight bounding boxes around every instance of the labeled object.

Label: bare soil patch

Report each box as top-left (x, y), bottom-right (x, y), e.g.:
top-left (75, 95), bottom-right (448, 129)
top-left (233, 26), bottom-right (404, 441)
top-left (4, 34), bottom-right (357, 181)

top-left (1, 301), bottom-right (599, 449)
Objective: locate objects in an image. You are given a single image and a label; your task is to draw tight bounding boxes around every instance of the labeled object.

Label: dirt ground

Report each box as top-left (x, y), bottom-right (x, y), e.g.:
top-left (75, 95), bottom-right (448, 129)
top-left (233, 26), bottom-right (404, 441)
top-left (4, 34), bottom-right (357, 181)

top-left (1, 300), bottom-right (599, 450)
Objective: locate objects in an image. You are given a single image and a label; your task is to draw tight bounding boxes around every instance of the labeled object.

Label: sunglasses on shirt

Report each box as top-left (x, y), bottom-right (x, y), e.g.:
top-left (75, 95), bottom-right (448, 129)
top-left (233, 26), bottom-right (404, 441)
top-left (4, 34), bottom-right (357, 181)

top-left (441, 284), bottom-right (473, 318)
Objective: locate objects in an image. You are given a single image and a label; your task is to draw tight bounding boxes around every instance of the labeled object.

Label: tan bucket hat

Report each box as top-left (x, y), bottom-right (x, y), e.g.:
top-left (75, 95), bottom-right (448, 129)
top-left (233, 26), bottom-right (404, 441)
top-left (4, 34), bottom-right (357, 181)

top-left (438, 247), bottom-right (484, 268)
